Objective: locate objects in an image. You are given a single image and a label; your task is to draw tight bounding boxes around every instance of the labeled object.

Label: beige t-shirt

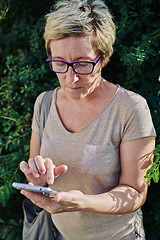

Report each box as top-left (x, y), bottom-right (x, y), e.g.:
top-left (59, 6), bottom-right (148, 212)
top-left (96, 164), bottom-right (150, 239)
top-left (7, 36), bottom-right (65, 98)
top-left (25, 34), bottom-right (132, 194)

top-left (32, 85), bottom-right (156, 240)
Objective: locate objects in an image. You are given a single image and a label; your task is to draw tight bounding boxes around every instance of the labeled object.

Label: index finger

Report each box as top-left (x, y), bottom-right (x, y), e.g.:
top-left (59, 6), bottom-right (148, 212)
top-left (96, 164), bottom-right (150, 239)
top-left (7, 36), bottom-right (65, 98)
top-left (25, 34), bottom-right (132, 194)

top-left (20, 161), bottom-right (32, 174)
top-left (34, 155), bottom-right (46, 175)
top-left (44, 158), bottom-right (55, 185)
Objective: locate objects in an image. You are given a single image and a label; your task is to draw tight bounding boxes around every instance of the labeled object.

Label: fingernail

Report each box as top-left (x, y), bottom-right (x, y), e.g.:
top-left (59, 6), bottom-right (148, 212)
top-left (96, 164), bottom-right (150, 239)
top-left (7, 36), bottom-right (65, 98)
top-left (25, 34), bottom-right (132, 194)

top-left (22, 168), bottom-right (26, 172)
top-left (41, 171), bottom-right (46, 176)
top-left (34, 173), bottom-right (40, 178)
top-left (48, 179), bottom-right (53, 185)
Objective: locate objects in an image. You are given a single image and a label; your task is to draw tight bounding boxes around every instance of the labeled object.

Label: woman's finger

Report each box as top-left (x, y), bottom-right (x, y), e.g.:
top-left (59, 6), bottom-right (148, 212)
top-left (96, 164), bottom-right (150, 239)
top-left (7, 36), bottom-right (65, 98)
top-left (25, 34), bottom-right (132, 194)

top-left (28, 158), bottom-right (40, 178)
top-left (54, 165), bottom-right (68, 178)
top-left (20, 189), bottom-right (60, 214)
top-left (20, 161), bottom-right (32, 174)
top-left (34, 155), bottom-right (46, 175)
top-left (45, 158), bottom-right (55, 185)
top-left (21, 189), bottom-right (49, 207)
top-left (20, 161), bottom-right (28, 172)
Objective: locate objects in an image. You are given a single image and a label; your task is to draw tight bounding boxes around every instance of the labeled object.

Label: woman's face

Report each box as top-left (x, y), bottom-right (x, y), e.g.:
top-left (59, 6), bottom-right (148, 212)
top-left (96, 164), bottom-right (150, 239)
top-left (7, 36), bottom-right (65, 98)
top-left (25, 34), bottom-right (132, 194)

top-left (49, 35), bottom-right (102, 100)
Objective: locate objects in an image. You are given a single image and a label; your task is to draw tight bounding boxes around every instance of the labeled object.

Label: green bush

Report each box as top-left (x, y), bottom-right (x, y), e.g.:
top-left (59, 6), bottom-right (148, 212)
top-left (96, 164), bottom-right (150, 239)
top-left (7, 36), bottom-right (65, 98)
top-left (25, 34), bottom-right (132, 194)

top-left (0, 0), bottom-right (160, 239)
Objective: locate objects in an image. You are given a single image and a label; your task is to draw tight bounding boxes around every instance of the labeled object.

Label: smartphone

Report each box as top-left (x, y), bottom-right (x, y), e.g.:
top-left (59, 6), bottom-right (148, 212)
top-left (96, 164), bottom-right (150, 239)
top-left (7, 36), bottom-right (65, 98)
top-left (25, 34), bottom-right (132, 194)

top-left (12, 182), bottom-right (59, 197)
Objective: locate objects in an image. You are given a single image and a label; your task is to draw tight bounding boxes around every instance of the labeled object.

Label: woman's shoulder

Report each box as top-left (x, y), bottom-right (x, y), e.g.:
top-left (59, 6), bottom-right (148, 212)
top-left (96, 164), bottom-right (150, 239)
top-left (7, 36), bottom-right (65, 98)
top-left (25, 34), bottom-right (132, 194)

top-left (117, 86), bottom-right (147, 107)
top-left (34, 88), bottom-right (58, 107)
top-left (35, 91), bottom-right (46, 103)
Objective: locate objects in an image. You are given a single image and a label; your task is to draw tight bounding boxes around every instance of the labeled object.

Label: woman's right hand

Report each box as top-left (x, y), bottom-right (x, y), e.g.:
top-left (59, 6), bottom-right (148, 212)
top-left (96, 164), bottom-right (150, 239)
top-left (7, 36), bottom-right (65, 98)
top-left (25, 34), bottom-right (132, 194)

top-left (20, 155), bottom-right (68, 186)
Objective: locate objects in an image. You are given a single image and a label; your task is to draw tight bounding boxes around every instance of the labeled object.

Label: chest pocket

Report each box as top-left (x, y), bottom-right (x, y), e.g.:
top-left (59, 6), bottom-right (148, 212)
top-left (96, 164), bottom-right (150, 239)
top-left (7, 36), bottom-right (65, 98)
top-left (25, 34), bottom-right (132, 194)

top-left (81, 144), bottom-right (120, 176)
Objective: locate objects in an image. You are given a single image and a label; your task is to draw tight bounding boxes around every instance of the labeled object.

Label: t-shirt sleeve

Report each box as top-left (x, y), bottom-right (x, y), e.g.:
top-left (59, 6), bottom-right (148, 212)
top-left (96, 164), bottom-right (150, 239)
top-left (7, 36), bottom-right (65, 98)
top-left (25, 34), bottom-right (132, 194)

top-left (121, 98), bottom-right (156, 142)
top-left (31, 92), bottom-right (46, 136)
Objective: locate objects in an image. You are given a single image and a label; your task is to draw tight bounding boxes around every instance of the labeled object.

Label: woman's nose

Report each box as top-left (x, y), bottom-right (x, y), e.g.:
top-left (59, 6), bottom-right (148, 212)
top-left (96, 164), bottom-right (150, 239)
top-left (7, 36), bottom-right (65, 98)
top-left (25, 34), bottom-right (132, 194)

top-left (65, 66), bottom-right (79, 84)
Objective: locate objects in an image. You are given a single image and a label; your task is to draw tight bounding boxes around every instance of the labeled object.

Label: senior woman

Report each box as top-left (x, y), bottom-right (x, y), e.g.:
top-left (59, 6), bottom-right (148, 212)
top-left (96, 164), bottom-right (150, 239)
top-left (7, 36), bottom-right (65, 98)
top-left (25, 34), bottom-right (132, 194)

top-left (20, 0), bottom-right (156, 239)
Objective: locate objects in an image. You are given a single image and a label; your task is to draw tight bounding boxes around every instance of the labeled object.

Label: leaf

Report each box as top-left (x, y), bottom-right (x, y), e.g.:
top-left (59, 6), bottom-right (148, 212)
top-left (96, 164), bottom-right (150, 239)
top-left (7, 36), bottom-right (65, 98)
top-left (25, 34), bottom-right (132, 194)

top-left (7, 182), bottom-right (13, 192)
top-left (155, 156), bottom-right (160, 164)
top-left (24, 113), bottom-right (31, 121)
top-left (0, 191), bottom-right (5, 207)
top-left (151, 162), bottom-right (157, 170)
top-left (2, 120), bottom-right (9, 127)
top-left (154, 152), bottom-right (160, 157)
top-left (0, 218), bottom-right (4, 223)
top-left (8, 219), bottom-right (19, 227)
top-left (4, 187), bottom-right (10, 201)
top-left (24, 144), bottom-right (30, 152)
top-left (153, 169), bottom-right (160, 183)
top-left (146, 168), bottom-right (153, 175)
top-left (146, 178), bottom-right (151, 186)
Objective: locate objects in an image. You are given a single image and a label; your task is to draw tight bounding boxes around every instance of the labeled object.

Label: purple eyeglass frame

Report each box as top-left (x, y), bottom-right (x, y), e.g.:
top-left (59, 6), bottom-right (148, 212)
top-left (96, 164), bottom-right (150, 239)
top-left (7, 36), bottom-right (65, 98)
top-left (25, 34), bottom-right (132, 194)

top-left (46, 54), bottom-right (101, 75)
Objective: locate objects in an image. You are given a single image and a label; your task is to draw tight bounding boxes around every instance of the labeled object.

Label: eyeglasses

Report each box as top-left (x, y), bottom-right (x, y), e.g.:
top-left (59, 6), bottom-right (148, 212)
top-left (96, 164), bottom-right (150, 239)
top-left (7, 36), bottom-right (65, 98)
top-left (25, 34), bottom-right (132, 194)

top-left (46, 54), bottom-right (101, 75)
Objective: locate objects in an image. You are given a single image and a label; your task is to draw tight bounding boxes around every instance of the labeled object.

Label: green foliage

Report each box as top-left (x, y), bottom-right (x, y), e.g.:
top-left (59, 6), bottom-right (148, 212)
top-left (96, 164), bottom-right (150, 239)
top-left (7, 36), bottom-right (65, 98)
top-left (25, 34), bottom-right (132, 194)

top-left (145, 145), bottom-right (160, 185)
top-left (0, 0), bottom-right (160, 239)
top-left (0, 218), bottom-right (22, 240)
top-left (0, 0), bottom-right (10, 20)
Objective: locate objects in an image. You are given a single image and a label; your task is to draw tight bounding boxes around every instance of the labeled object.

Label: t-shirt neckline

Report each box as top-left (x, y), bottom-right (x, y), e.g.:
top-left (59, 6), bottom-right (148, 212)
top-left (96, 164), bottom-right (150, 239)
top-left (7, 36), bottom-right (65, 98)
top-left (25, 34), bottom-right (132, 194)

top-left (53, 85), bottom-right (120, 135)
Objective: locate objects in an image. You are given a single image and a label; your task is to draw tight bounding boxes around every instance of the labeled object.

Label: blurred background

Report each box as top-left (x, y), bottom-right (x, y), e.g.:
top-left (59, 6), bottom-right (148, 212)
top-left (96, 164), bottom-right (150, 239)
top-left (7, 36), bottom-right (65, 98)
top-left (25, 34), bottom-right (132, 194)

top-left (0, 0), bottom-right (160, 239)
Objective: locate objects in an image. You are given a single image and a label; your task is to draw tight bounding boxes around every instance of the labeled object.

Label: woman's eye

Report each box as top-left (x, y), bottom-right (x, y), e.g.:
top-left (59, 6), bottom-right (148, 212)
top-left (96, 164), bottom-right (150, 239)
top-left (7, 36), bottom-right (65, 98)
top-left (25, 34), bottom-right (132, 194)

top-left (56, 62), bottom-right (65, 67)
top-left (76, 62), bottom-right (89, 67)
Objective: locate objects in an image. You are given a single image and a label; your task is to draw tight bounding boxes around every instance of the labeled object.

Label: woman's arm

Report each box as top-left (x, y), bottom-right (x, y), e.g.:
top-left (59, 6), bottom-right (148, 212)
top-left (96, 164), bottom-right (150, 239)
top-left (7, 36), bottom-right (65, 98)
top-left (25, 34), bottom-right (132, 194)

top-left (29, 130), bottom-right (41, 158)
top-left (82, 136), bottom-right (155, 214)
top-left (21, 136), bottom-right (155, 215)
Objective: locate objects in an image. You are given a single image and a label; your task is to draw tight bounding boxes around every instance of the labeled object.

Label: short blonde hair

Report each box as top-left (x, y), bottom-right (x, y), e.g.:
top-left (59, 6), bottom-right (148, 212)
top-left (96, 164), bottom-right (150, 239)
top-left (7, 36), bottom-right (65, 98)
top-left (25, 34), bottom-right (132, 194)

top-left (44, 0), bottom-right (116, 67)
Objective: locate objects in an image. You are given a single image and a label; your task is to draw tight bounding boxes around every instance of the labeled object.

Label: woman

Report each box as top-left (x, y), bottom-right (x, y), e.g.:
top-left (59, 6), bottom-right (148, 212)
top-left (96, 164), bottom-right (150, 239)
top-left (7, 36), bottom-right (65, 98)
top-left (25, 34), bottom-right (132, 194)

top-left (20, 0), bottom-right (156, 239)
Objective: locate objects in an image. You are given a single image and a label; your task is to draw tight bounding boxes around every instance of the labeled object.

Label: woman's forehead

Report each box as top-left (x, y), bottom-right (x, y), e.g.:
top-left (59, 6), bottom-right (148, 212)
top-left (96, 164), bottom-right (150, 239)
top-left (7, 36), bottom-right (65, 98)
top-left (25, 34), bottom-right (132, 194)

top-left (49, 35), bottom-right (98, 58)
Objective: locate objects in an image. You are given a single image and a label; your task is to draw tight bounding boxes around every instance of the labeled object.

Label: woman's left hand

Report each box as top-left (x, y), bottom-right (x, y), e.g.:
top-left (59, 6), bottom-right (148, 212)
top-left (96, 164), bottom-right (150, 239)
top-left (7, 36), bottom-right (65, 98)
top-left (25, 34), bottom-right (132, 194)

top-left (21, 185), bottom-right (85, 214)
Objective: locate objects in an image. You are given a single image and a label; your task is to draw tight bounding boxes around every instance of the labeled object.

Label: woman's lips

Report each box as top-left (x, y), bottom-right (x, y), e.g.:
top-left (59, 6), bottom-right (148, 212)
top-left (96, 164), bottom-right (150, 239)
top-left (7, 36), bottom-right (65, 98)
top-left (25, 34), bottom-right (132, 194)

top-left (68, 87), bottom-right (82, 91)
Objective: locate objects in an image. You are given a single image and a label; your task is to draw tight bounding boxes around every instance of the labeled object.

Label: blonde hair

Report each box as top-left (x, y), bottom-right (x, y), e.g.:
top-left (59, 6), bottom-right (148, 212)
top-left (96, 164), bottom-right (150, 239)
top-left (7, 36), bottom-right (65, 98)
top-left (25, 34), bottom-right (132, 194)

top-left (44, 0), bottom-right (116, 67)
